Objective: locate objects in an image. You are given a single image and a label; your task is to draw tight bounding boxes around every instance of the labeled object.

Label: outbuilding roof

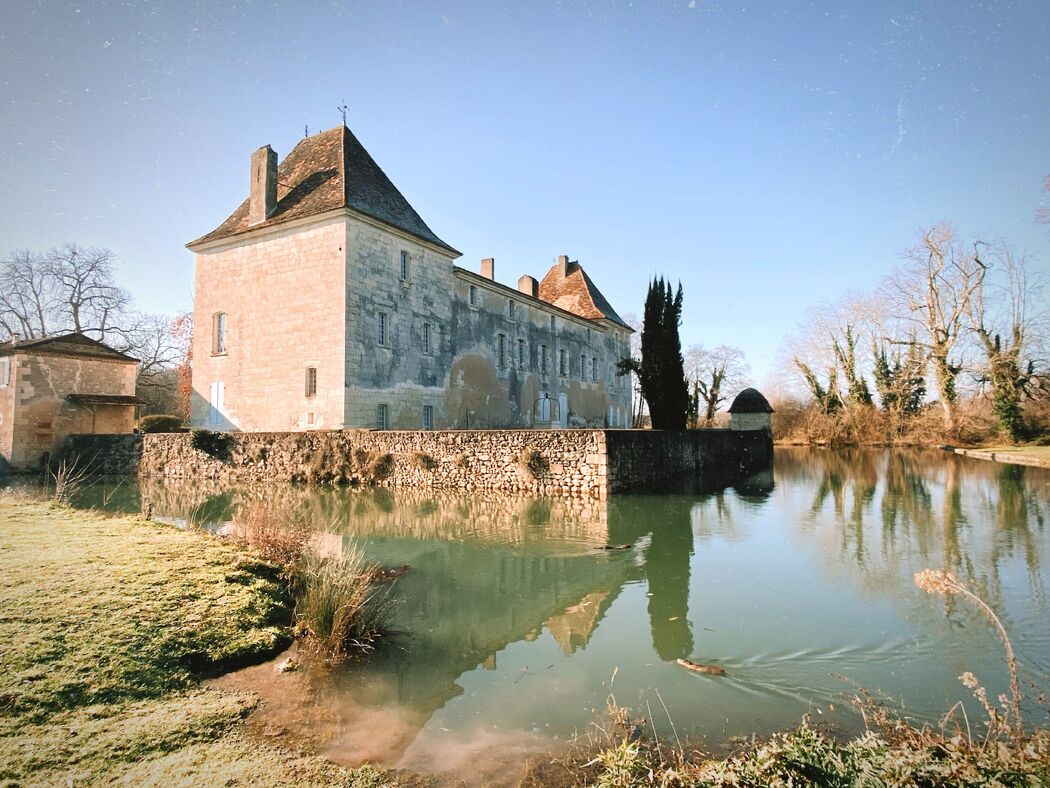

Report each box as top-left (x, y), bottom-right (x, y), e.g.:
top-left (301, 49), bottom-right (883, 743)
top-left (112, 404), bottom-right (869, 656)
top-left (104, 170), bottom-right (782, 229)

top-left (0, 332), bottom-right (139, 363)
top-left (728, 388), bottom-right (774, 414)
top-left (188, 125), bottom-right (460, 256)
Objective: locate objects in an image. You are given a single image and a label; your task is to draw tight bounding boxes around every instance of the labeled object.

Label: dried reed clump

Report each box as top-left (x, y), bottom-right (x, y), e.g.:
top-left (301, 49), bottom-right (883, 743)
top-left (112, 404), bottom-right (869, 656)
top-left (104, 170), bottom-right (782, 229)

top-left (292, 546), bottom-right (395, 660)
top-left (410, 452), bottom-right (438, 472)
top-left (914, 568), bottom-right (1024, 742)
top-left (517, 447), bottom-right (548, 480)
top-left (233, 498), bottom-right (315, 579)
top-left (42, 458), bottom-right (91, 505)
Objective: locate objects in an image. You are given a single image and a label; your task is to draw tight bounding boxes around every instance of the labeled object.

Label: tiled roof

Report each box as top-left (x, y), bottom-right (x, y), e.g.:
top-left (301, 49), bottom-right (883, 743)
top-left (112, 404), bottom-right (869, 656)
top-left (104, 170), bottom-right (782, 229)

top-left (189, 125), bottom-right (459, 255)
top-left (0, 332), bottom-right (138, 362)
top-left (538, 260), bottom-right (632, 330)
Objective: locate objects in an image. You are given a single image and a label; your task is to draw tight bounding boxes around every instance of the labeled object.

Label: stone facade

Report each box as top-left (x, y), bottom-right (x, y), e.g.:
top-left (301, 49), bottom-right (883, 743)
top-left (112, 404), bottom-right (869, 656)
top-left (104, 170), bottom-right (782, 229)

top-left (188, 125), bottom-right (633, 435)
top-left (0, 335), bottom-right (140, 471)
top-left (64, 427), bottom-right (772, 498)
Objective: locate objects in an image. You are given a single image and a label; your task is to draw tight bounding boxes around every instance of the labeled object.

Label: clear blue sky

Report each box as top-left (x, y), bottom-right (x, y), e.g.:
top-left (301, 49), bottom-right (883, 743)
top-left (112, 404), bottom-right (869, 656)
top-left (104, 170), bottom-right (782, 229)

top-left (2, 0), bottom-right (1047, 383)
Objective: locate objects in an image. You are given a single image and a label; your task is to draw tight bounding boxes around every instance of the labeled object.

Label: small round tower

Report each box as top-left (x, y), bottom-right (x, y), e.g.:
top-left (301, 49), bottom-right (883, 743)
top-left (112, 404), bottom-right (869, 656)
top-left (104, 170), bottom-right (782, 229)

top-left (727, 388), bottom-right (774, 431)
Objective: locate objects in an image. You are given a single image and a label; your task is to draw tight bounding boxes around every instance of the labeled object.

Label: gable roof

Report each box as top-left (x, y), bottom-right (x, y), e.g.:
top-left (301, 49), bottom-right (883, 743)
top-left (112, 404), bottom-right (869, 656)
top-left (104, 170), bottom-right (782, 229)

top-left (538, 260), bottom-right (632, 330)
top-left (189, 125), bottom-right (460, 256)
top-left (0, 332), bottom-right (139, 363)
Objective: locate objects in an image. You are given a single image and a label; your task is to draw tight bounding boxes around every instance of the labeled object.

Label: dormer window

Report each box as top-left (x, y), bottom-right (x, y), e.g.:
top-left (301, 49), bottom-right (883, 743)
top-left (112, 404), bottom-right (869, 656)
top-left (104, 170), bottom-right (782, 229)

top-left (212, 312), bottom-right (228, 355)
top-left (400, 250), bottom-right (409, 281)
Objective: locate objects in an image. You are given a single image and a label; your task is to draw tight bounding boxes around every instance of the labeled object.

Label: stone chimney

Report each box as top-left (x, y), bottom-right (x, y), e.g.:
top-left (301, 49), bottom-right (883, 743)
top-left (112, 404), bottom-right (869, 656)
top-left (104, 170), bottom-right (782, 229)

top-left (480, 258), bottom-right (495, 280)
top-left (249, 145), bottom-right (278, 226)
top-left (517, 275), bottom-right (538, 298)
top-left (557, 254), bottom-right (569, 278)
top-left (9, 332), bottom-right (21, 346)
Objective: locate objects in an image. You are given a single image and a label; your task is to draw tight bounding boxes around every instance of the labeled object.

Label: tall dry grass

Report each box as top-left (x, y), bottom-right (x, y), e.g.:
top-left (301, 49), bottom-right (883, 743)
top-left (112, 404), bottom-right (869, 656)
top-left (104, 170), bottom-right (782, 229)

top-left (291, 546), bottom-right (395, 660)
top-left (233, 496), bottom-right (397, 660)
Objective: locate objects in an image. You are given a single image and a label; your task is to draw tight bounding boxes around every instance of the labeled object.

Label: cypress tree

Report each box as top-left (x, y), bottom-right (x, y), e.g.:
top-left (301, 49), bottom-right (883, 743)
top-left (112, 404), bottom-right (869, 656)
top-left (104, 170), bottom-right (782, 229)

top-left (638, 277), bottom-right (689, 430)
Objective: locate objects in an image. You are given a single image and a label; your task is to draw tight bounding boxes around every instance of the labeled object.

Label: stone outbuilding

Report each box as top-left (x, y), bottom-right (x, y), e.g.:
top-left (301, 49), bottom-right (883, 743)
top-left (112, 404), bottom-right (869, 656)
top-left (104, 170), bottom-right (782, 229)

top-left (727, 387), bottom-right (774, 432)
top-left (0, 333), bottom-right (145, 471)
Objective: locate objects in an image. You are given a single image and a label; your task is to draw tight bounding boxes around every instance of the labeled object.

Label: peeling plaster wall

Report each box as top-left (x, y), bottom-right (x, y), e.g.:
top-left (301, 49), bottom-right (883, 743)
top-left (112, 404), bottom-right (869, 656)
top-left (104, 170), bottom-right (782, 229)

top-left (3, 353), bottom-right (137, 470)
top-left (342, 213), bottom-right (457, 429)
top-left (190, 215), bottom-right (633, 433)
top-left (446, 272), bottom-right (633, 429)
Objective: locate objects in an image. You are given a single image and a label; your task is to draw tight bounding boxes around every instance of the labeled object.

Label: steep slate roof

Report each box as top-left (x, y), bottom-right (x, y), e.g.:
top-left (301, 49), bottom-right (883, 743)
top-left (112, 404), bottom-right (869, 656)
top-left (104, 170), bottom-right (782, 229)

top-left (189, 125), bottom-right (460, 255)
top-left (728, 387), bottom-right (775, 414)
top-left (538, 260), bottom-right (632, 330)
top-left (0, 332), bottom-right (139, 363)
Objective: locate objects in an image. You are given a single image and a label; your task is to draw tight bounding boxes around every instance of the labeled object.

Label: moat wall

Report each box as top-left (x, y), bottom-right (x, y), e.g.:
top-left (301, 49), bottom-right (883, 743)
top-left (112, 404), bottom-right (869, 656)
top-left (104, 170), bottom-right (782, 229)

top-left (63, 428), bottom-right (772, 497)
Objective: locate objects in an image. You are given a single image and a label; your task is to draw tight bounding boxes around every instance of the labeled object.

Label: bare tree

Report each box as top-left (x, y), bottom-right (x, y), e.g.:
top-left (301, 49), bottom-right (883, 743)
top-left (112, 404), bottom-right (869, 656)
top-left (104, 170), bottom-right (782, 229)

top-left (883, 224), bottom-right (985, 433)
top-left (1037, 175), bottom-right (1050, 226)
top-left (684, 344), bottom-right (749, 426)
top-left (967, 242), bottom-right (1046, 440)
top-left (45, 243), bottom-right (132, 341)
top-left (0, 243), bottom-right (132, 343)
top-left (0, 250), bottom-right (53, 338)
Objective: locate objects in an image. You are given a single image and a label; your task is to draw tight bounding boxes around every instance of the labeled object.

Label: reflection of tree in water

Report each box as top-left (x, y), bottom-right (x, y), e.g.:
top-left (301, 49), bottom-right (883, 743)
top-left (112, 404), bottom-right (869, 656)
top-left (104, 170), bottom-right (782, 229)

top-left (644, 500), bottom-right (695, 660)
top-left (775, 448), bottom-right (1047, 630)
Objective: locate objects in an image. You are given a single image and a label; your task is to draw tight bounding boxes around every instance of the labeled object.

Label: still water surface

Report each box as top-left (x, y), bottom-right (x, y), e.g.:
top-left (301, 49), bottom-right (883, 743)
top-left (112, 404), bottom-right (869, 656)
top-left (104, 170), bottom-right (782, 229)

top-left (60, 449), bottom-right (1050, 775)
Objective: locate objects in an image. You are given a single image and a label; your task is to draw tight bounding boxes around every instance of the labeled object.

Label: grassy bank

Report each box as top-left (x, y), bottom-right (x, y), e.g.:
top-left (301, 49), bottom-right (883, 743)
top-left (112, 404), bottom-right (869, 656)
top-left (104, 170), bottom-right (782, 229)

top-left (0, 494), bottom-right (398, 786)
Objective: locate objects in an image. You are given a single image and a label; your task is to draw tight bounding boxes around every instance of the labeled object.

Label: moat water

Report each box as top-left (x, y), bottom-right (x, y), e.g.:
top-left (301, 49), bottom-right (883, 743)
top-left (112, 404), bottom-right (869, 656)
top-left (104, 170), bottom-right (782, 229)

top-left (42, 449), bottom-right (1050, 780)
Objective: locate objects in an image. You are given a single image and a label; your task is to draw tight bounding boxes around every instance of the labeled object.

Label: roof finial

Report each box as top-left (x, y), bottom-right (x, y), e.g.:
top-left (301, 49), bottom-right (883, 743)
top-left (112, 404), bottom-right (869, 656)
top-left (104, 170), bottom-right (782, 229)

top-left (337, 101), bottom-right (349, 127)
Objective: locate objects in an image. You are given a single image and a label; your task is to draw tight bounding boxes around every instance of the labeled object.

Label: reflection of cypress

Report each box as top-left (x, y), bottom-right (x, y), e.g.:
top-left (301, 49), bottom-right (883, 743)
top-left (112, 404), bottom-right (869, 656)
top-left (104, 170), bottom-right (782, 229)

top-left (645, 503), bottom-right (695, 660)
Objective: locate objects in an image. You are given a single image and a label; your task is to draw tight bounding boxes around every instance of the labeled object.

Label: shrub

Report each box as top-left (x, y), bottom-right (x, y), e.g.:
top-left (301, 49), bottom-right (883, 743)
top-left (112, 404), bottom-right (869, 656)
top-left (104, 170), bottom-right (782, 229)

top-left (292, 546), bottom-right (394, 660)
top-left (233, 498), bottom-right (315, 580)
top-left (137, 414), bottom-right (185, 433)
top-left (189, 429), bottom-right (232, 460)
top-left (517, 447), bottom-right (548, 479)
top-left (368, 452), bottom-right (395, 481)
top-left (410, 452), bottom-right (438, 471)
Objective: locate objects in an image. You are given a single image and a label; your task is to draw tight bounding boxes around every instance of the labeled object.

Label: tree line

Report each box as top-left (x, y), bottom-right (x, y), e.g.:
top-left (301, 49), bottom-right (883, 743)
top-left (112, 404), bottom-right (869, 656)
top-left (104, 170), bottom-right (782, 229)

top-left (0, 243), bottom-right (190, 417)
top-left (780, 222), bottom-right (1048, 444)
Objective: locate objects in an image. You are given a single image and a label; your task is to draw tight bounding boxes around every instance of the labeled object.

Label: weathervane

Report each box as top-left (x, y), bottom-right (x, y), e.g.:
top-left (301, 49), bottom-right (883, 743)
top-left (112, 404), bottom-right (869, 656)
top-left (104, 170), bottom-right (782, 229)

top-left (338, 101), bottom-right (349, 126)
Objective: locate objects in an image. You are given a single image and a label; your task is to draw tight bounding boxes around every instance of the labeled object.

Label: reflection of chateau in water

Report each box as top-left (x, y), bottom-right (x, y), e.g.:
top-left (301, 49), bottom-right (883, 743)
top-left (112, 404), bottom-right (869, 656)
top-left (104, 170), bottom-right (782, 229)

top-left (69, 453), bottom-right (1050, 769)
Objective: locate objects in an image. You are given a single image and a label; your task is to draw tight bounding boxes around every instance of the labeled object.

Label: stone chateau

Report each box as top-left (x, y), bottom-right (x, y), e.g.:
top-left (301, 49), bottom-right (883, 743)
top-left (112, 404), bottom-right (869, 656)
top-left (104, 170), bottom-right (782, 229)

top-left (188, 124), bottom-right (634, 432)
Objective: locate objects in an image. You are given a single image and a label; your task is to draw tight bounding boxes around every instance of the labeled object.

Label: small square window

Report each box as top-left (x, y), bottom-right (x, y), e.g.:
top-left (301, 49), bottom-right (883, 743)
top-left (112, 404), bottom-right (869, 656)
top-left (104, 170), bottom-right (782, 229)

top-left (376, 403), bottom-right (389, 429)
top-left (377, 312), bottom-right (388, 346)
top-left (423, 405), bottom-right (434, 430)
top-left (469, 284), bottom-right (478, 307)
top-left (400, 250), bottom-right (409, 280)
top-left (305, 366), bottom-right (317, 397)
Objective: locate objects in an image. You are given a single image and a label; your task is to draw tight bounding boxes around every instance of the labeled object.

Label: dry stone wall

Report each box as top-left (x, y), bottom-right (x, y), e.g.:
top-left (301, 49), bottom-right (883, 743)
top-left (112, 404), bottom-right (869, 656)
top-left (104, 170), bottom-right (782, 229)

top-left (64, 428), bottom-right (772, 497)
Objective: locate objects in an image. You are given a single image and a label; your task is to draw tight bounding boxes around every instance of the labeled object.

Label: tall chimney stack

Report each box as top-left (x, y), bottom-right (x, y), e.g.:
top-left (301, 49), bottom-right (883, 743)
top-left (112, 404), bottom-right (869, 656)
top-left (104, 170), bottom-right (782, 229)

top-left (517, 275), bottom-right (538, 298)
top-left (249, 145), bottom-right (278, 226)
top-left (557, 254), bottom-right (569, 278)
top-left (480, 258), bottom-right (495, 280)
